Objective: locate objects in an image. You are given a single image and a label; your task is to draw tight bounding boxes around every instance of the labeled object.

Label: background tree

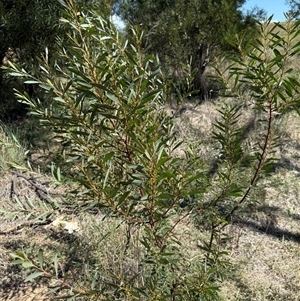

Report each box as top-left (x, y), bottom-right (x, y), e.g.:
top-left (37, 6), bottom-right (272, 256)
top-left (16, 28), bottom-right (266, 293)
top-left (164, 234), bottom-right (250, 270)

top-left (0, 0), bottom-right (58, 118)
top-left (0, 0), bottom-right (117, 66)
top-left (286, 0), bottom-right (300, 18)
top-left (0, 0), bottom-right (117, 119)
top-left (116, 0), bottom-right (266, 100)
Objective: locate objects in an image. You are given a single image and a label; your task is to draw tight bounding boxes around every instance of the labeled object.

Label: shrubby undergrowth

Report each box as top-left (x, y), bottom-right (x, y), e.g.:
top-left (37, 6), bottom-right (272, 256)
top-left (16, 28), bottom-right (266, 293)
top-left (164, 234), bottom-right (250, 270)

top-left (4, 1), bottom-right (300, 299)
top-left (0, 123), bottom-right (28, 174)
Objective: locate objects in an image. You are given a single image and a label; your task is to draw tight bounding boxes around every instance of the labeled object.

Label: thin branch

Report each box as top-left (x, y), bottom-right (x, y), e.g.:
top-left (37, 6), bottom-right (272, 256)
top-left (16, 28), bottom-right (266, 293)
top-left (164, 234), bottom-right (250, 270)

top-left (0, 219), bottom-right (52, 235)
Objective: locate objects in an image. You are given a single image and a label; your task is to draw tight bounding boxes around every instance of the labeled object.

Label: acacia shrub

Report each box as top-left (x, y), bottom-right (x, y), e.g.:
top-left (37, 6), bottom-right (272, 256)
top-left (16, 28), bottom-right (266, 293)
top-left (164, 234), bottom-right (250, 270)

top-left (5, 3), bottom-right (300, 300)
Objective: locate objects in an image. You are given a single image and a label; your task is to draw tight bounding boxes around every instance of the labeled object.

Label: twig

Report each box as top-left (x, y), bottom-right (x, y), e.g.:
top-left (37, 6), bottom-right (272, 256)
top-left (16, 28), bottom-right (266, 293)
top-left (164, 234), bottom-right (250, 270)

top-left (11, 171), bottom-right (62, 205)
top-left (0, 219), bottom-right (53, 235)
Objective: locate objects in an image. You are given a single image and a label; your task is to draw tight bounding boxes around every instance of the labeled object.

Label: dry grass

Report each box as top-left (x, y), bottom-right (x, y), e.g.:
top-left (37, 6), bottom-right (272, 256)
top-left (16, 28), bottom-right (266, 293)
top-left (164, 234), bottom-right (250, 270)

top-left (220, 107), bottom-right (300, 299)
top-left (0, 123), bottom-right (28, 174)
top-left (220, 168), bottom-right (300, 300)
top-left (166, 97), bottom-right (300, 300)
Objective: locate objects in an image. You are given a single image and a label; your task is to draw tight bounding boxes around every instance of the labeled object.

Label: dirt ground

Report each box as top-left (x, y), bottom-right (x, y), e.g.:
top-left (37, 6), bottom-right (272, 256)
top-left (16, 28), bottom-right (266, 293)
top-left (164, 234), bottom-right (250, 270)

top-left (0, 172), bottom-right (67, 301)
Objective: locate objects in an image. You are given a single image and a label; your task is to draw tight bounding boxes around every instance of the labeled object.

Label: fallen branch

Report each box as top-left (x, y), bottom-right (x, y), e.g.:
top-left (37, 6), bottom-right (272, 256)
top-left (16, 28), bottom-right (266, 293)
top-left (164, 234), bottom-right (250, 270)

top-left (0, 219), bottom-right (53, 235)
top-left (10, 171), bottom-right (62, 205)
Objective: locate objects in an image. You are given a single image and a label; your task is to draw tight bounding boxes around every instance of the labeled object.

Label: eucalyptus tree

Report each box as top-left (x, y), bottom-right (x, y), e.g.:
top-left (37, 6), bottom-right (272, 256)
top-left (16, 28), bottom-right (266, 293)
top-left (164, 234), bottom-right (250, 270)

top-left (286, 0), bottom-right (300, 18)
top-left (116, 0), bottom-right (265, 99)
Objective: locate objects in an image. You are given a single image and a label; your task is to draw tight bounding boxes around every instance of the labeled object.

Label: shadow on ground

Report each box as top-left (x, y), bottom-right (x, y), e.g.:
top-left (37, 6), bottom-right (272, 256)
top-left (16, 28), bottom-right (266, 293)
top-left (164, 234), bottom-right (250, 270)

top-left (234, 203), bottom-right (300, 243)
top-left (0, 227), bottom-right (97, 300)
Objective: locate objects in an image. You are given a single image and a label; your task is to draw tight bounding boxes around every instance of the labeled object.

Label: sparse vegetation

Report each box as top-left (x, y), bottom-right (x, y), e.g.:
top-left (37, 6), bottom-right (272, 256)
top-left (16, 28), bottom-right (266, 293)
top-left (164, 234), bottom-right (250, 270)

top-left (0, 123), bottom-right (28, 174)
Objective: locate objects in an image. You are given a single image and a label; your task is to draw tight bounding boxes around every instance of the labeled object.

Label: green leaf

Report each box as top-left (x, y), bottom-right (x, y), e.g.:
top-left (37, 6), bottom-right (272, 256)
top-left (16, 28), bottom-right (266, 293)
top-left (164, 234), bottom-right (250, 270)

top-left (11, 259), bottom-right (24, 265)
top-left (22, 262), bottom-right (35, 268)
top-left (53, 97), bottom-right (66, 104)
top-left (38, 249), bottom-right (44, 269)
top-left (39, 66), bottom-right (50, 74)
top-left (103, 152), bottom-right (114, 163)
top-left (24, 80), bottom-right (40, 84)
top-left (132, 172), bottom-right (147, 179)
top-left (54, 254), bottom-right (58, 276)
top-left (39, 84), bottom-right (53, 91)
top-left (9, 72), bottom-right (25, 77)
top-left (157, 193), bottom-right (172, 200)
top-left (25, 272), bottom-right (44, 282)
top-left (106, 93), bottom-right (119, 103)
top-left (13, 251), bottom-right (27, 259)
top-left (118, 191), bottom-right (130, 205)
top-left (56, 167), bottom-right (61, 182)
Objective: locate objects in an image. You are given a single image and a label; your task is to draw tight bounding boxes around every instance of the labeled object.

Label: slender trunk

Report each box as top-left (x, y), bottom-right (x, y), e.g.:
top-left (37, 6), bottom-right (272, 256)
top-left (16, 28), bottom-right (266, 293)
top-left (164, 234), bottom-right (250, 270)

top-left (191, 43), bottom-right (211, 101)
top-left (0, 49), bottom-right (6, 86)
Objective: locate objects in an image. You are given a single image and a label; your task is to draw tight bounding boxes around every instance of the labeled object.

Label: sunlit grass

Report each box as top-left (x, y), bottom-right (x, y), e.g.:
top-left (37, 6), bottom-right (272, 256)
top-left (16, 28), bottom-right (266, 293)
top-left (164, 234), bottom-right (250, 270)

top-left (0, 122), bottom-right (28, 174)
